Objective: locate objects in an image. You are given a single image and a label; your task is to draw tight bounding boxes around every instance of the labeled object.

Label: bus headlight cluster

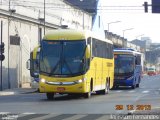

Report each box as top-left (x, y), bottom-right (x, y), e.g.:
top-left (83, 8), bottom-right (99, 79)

top-left (40, 78), bottom-right (46, 83)
top-left (75, 78), bottom-right (86, 83)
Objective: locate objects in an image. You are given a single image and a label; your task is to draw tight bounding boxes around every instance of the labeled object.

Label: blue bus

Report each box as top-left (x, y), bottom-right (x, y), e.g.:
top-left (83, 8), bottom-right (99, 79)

top-left (113, 48), bottom-right (142, 89)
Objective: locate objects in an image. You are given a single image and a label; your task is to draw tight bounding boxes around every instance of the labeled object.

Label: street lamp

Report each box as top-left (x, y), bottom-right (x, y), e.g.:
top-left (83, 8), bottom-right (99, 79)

top-left (107, 21), bottom-right (121, 32)
top-left (122, 28), bottom-right (134, 38)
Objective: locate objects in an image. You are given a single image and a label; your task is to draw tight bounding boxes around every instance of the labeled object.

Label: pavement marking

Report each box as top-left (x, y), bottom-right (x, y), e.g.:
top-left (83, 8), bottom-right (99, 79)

top-left (152, 106), bottom-right (160, 109)
top-left (140, 86), bottom-right (145, 88)
top-left (0, 112), bottom-right (10, 114)
top-left (18, 114), bottom-right (46, 120)
top-left (128, 90), bottom-right (135, 93)
top-left (142, 90), bottom-right (150, 93)
top-left (116, 110), bottom-right (124, 114)
top-left (18, 112), bottom-right (36, 118)
top-left (29, 114), bottom-right (60, 120)
top-left (95, 115), bottom-right (110, 120)
top-left (0, 92), bottom-right (15, 96)
top-left (62, 114), bottom-right (87, 120)
top-left (116, 90), bottom-right (122, 93)
top-left (22, 112), bottom-right (35, 115)
top-left (128, 109), bottom-right (136, 114)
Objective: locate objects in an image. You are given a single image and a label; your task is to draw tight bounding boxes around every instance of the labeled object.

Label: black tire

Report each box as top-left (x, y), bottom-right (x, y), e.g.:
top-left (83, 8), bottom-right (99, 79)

top-left (112, 84), bottom-right (119, 89)
top-left (136, 77), bottom-right (141, 88)
top-left (46, 93), bottom-right (54, 100)
top-left (84, 92), bottom-right (91, 98)
top-left (131, 83), bottom-right (136, 89)
top-left (136, 84), bottom-right (139, 88)
top-left (84, 81), bottom-right (92, 98)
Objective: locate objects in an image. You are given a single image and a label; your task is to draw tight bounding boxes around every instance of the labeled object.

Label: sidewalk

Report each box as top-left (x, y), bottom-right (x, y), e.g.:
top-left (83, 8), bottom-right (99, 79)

top-left (0, 88), bottom-right (38, 96)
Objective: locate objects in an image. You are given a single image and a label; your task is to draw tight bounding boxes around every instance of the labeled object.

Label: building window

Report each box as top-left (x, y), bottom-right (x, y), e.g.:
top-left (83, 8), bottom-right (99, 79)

top-left (10, 35), bottom-right (20, 45)
top-left (38, 28), bottom-right (42, 43)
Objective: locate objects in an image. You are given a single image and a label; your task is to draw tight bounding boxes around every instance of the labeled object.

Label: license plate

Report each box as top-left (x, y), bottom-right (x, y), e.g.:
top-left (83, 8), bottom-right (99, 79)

top-left (57, 87), bottom-right (65, 91)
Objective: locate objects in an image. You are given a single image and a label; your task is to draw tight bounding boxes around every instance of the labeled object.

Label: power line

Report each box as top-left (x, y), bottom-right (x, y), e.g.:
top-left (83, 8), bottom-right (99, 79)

top-left (0, 3), bottom-right (145, 10)
top-left (1, 0), bottom-right (145, 9)
top-left (0, 0), bottom-right (148, 14)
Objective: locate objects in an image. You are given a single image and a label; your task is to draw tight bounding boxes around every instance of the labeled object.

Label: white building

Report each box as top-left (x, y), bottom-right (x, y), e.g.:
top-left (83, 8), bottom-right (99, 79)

top-left (0, 0), bottom-right (92, 89)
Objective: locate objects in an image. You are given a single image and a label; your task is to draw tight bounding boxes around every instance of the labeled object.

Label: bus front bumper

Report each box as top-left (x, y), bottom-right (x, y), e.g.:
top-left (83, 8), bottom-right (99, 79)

top-left (39, 81), bottom-right (89, 93)
top-left (114, 79), bottom-right (134, 87)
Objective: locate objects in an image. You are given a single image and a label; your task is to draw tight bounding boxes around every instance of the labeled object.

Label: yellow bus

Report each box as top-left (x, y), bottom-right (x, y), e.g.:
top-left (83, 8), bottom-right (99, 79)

top-left (38, 29), bottom-right (114, 99)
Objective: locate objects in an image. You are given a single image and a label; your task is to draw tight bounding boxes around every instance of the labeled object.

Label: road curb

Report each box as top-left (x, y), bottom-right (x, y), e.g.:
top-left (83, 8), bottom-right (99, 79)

top-left (0, 88), bottom-right (38, 96)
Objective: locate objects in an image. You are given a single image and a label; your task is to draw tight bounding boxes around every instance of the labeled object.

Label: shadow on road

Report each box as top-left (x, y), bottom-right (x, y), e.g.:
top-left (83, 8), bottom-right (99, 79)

top-left (111, 86), bottom-right (134, 91)
top-left (42, 92), bottom-right (103, 101)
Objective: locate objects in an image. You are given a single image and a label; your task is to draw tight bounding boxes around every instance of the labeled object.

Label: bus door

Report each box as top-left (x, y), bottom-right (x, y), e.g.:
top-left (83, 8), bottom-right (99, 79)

top-left (135, 55), bottom-right (142, 84)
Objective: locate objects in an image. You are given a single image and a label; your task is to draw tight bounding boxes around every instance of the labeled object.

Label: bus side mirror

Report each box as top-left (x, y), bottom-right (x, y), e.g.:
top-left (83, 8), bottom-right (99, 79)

top-left (26, 59), bottom-right (30, 70)
top-left (86, 45), bottom-right (91, 59)
top-left (33, 72), bottom-right (39, 78)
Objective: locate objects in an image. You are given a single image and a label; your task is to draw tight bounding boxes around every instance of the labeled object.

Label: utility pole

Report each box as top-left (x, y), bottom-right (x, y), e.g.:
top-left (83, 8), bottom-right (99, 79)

top-left (8, 0), bottom-right (11, 89)
top-left (44, 0), bottom-right (45, 35)
top-left (7, 0), bottom-right (15, 89)
top-left (144, 2), bottom-right (148, 13)
top-left (0, 21), bottom-right (3, 91)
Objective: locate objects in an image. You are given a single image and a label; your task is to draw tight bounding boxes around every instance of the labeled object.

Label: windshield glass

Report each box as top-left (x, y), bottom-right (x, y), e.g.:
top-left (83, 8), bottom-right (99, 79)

top-left (40, 40), bottom-right (86, 76)
top-left (114, 54), bottom-right (134, 74)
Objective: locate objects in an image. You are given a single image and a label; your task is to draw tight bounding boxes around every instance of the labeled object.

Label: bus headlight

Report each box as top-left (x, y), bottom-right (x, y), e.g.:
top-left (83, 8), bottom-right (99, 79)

top-left (40, 78), bottom-right (46, 83)
top-left (127, 76), bottom-right (134, 80)
top-left (75, 78), bottom-right (86, 83)
top-left (77, 79), bottom-right (83, 83)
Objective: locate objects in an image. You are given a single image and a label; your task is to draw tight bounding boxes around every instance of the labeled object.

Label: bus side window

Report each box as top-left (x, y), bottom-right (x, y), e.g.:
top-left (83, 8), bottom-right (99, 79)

top-left (135, 56), bottom-right (137, 65)
top-left (92, 38), bottom-right (97, 57)
top-left (135, 55), bottom-right (141, 65)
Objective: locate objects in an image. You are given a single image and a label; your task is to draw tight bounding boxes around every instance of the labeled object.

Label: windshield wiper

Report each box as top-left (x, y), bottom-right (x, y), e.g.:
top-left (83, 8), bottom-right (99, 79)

top-left (63, 59), bottom-right (73, 74)
top-left (49, 60), bottom-right (61, 76)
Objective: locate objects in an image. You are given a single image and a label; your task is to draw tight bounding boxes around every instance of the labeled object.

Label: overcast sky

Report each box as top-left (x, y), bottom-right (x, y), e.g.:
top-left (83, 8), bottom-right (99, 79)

top-left (100, 0), bottom-right (160, 43)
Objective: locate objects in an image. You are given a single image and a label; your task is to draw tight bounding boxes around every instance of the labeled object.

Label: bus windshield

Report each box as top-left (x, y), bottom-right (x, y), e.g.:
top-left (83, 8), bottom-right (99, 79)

top-left (40, 40), bottom-right (86, 76)
top-left (114, 54), bottom-right (134, 75)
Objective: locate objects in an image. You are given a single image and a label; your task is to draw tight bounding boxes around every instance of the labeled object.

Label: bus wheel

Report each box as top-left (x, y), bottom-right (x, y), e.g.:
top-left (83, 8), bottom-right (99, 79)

top-left (114, 85), bottom-right (119, 89)
top-left (131, 84), bottom-right (136, 89)
top-left (136, 84), bottom-right (139, 87)
top-left (84, 82), bottom-right (92, 98)
top-left (46, 93), bottom-right (54, 100)
top-left (136, 77), bottom-right (140, 88)
top-left (84, 92), bottom-right (91, 98)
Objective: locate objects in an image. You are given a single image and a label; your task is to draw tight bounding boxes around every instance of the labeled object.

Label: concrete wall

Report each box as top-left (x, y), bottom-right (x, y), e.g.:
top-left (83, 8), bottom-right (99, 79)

top-left (91, 0), bottom-right (106, 39)
top-left (0, 0), bottom-right (92, 90)
top-left (0, 17), bottom-right (42, 89)
top-left (1, 0), bottom-right (92, 30)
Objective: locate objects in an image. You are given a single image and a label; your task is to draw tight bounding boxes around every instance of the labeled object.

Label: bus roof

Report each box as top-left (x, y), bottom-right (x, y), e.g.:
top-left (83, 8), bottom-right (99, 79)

top-left (114, 48), bottom-right (141, 56)
top-left (43, 29), bottom-right (113, 44)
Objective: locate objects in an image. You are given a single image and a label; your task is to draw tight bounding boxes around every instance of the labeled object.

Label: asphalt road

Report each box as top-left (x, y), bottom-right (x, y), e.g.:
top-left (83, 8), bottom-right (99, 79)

top-left (0, 75), bottom-right (160, 120)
